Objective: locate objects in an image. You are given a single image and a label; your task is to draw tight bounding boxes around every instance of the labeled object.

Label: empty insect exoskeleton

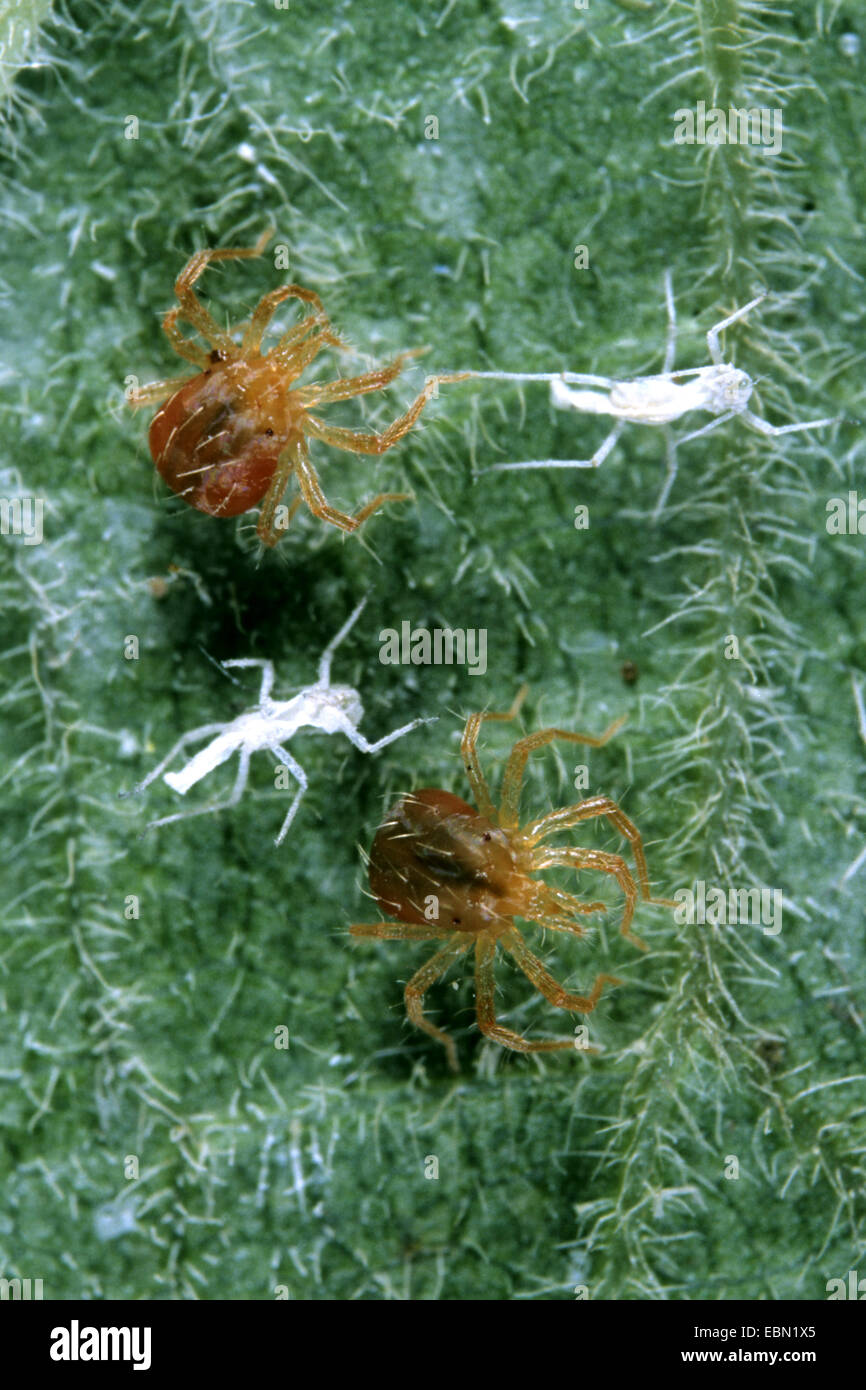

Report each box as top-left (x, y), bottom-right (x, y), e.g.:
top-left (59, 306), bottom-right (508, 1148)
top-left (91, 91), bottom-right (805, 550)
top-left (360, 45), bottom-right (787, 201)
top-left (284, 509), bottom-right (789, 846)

top-left (456, 272), bottom-right (838, 516)
top-left (119, 599), bottom-right (435, 844)
top-left (352, 686), bottom-right (676, 1071)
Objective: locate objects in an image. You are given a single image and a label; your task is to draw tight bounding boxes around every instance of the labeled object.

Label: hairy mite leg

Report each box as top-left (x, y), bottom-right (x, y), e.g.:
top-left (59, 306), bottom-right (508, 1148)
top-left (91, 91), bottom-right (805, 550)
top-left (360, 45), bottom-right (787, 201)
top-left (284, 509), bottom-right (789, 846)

top-left (266, 312), bottom-right (341, 362)
top-left (256, 482), bottom-right (306, 545)
top-left (279, 435), bottom-right (410, 540)
top-left (297, 350), bottom-right (427, 407)
top-left (460, 685), bottom-right (529, 820)
top-left (474, 937), bottom-right (575, 1055)
top-left (242, 287), bottom-right (311, 354)
top-left (268, 324), bottom-right (346, 380)
top-left (350, 922), bottom-right (451, 942)
top-left (504, 925), bottom-right (621, 1013)
top-left (252, 436), bottom-right (373, 546)
top-left (294, 444), bottom-right (380, 531)
top-left (404, 938), bottom-right (469, 1072)
top-left (159, 311), bottom-right (213, 367)
top-left (170, 229), bottom-right (273, 350)
top-left (303, 372), bottom-right (465, 456)
top-left (255, 438), bottom-right (302, 547)
top-left (242, 284), bottom-right (335, 355)
top-left (498, 717), bottom-right (627, 832)
top-left (533, 844), bottom-right (649, 951)
top-left (527, 791), bottom-right (657, 873)
top-left (536, 884), bottom-right (608, 927)
top-left (128, 373), bottom-right (196, 408)
top-left (348, 490), bottom-right (413, 526)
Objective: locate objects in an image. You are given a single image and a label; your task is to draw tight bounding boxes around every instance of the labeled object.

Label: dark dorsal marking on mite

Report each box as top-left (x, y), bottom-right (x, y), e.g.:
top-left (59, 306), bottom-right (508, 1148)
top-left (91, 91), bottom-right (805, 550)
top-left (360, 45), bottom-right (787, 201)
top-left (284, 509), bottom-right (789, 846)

top-left (413, 845), bottom-right (474, 882)
top-left (196, 402), bottom-right (234, 448)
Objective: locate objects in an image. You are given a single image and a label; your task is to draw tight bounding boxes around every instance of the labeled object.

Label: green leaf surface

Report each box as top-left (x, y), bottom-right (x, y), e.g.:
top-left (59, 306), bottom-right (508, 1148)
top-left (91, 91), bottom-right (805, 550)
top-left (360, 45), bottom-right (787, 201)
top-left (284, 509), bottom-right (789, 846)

top-left (1, 0), bottom-right (864, 1300)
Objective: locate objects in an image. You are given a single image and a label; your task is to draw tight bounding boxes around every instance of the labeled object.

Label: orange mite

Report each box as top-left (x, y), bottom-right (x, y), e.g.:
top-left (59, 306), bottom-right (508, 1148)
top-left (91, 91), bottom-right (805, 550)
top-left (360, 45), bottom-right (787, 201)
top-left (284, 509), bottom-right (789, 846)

top-left (129, 230), bottom-right (466, 547)
top-left (352, 687), bottom-right (675, 1072)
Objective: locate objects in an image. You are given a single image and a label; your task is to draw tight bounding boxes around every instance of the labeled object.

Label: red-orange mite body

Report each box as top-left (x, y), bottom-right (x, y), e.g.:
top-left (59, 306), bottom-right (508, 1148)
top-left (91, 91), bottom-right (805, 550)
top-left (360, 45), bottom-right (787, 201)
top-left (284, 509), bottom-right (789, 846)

top-left (352, 688), bottom-right (675, 1072)
top-left (369, 789), bottom-right (531, 936)
top-left (149, 356), bottom-right (298, 518)
top-left (130, 230), bottom-right (466, 547)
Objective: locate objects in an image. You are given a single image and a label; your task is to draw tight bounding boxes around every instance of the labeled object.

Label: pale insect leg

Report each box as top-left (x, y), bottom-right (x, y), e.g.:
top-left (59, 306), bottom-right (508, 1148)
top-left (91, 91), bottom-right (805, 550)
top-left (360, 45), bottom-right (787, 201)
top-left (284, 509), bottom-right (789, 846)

top-left (705, 292), bottom-right (767, 365)
top-left (675, 410), bottom-right (738, 448)
top-left (478, 271), bottom-right (674, 474)
top-left (164, 729), bottom-right (242, 794)
top-left (317, 599), bottom-right (367, 685)
top-left (652, 425), bottom-right (679, 520)
top-left (741, 408), bottom-right (839, 438)
top-left (701, 289), bottom-right (835, 432)
top-left (662, 268), bottom-right (677, 374)
top-left (328, 710), bottom-right (436, 754)
top-left (674, 397), bottom-right (835, 451)
top-left (438, 367), bottom-right (626, 474)
top-left (483, 420), bottom-right (625, 474)
top-left (271, 746), bottom-right (308, 846)
top-left (119, 723), bottom-right (229, 796)
top-left (143, 745), bottom-right (254, 833)
top-left (223, 657), bottom-right (277, 703)
top-left (458, 371), bottom-right (615, 388)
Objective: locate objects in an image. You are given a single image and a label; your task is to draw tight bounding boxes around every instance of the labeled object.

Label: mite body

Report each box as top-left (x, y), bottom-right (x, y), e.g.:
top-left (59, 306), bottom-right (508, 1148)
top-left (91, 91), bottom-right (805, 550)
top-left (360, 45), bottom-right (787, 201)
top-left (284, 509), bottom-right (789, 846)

top-left (130, 231), bottom-right (465, 545)
top-left (352, 689), bottom-right (676, 1070)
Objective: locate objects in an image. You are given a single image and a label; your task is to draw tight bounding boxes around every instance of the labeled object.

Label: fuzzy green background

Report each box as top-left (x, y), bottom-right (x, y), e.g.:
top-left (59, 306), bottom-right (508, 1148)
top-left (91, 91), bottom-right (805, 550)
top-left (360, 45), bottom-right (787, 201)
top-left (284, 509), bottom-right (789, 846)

top-left (1, 0), bottom-right (864, 1300)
